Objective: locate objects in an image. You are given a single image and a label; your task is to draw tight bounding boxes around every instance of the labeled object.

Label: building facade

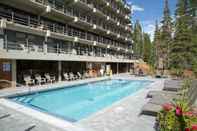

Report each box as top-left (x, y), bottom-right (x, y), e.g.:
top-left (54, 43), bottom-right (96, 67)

top-left (0, 0), bottom-right (135, 86)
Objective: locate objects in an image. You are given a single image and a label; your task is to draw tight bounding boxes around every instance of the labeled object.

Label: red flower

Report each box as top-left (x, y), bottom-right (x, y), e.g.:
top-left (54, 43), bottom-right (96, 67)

top-left (185, 127), bottom-right (191, 131)
top-left (183, 111), bottom-right (194, 117)
top-left (192, 124), bottom-right (197, 130)
top-left (176, 106), bottom-right (182, 116)
top-left (162, 103), bottom-right (173, 112)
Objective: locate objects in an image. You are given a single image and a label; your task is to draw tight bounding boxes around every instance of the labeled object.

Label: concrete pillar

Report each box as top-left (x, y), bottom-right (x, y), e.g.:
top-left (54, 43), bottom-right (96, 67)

top-left (117, 63), bottom-right (119, 74)
top-left (58, 61), bottom-right (62, 82)
top-left (11, 59), bottom-right (16, 87)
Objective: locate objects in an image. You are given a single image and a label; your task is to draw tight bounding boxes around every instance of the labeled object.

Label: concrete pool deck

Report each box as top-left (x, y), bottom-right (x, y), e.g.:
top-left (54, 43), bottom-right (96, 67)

top-left (0, 74), bottom-right (165, 131)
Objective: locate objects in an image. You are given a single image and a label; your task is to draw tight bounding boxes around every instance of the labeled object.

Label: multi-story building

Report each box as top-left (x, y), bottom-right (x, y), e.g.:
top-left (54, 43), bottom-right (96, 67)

top-left (0, 0), bottom-right (135, 86)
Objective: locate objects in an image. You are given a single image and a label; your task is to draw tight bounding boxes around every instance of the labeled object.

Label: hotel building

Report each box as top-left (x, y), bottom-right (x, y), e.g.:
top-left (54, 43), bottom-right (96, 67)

top-left (0, 0), bottom-right (135, 85)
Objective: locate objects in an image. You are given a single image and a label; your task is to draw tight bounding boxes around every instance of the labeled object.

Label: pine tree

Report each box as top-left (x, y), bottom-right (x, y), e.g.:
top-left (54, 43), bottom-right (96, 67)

top-left (170, 0), bottom-right (193, 70)
top-left (143, 33), bottom-right (152, 63)
top-left (160, 0), bottom-right (173, 70)
top-left (189, 0), bottom-right (197, 76)
top-left (153, 20), bottom-right (162, 69)
top-left (132, 20), bottom-right (144, 58)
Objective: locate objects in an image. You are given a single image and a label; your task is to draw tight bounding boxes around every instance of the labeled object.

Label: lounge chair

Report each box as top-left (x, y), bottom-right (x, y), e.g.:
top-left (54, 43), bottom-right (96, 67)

top-left (147, 90), bottom-right (180, 98)
top-left (69, 72), bottom-right (78, 80)
top-left (34, 74), bottom-right (46, 85)
top-left (63, 73), bottom-right (70, 81)
top-left (84, 72), bottom-right (91, 78)
top-left (141, 79), bottom-right (197, 116)
top-left (77, 72), bottom-right (83, 79)
top-left (44, 73), bottom-right (55, 83)
top-left (24, 75), bottom-right (35, 86)
top-left (163, 80), bottom-right (183, 92)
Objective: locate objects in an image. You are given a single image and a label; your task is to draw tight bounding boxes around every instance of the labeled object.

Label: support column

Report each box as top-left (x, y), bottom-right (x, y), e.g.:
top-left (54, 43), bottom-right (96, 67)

top-left (58, 61), bottom-right (62, 82)
top-left (117, 63), bottom-right (119, 74)
top-left (11, 59), bottom-right (16, 87)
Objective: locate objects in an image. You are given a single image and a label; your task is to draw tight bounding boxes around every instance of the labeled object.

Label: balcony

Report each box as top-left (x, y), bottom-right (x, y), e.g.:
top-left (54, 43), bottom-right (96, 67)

top-left (1, 40), bottom-right (134, 63)
top-left (0, 16), bottom-right (130, 53)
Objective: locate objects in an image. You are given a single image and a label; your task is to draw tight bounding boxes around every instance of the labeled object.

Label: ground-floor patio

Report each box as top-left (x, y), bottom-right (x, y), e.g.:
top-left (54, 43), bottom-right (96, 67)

top-left (0, 59), bottom-right (133, 87)
top-left (0, 74), bottom-right (165, 131)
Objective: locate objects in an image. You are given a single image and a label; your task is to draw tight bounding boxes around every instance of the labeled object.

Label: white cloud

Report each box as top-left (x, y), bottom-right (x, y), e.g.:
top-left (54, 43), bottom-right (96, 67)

top-left (141, 21), bottom-right (155, 41)
top-left (132, 5), bottom-right (144, 12)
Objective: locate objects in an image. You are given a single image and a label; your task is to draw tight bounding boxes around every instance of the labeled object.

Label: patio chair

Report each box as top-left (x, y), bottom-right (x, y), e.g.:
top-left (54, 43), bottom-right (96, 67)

top-left (44, 73), bottom-right (55, 83)
top-left (34, 74), bottom-right (46, 85)
top-left (141, 79), bottom-right (197, 116)
top-left (23, 75), bottom-right (35, 86)
top-left (163, 80), bottom-right (183, 92)
top-left (69, 72), bottom-right (78, 80)
top-left (63, 73), bottom-right (70, 81)
top-left (147, 90), bottom-right (180, 98)
top-left (77, 72), bottom-right (83, 79)
top-left (84, 72), bottom-right (91, 78)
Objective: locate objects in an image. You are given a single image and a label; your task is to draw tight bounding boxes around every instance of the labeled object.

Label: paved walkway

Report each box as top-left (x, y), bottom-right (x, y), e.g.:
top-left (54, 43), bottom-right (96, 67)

top-left (0, 74), bottom-right (165, 131)
top-left (0, 104), bottom-right (65, 131)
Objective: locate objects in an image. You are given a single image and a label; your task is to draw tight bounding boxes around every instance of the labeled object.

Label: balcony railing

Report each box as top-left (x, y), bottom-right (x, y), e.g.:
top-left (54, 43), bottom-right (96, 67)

top-left (4, 41), bottom-right (133, 60)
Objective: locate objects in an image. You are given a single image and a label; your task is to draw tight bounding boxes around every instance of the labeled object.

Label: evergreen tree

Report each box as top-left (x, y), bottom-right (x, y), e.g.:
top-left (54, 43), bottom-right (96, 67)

top-left (132, 20), bottom-right (144, 58)
top-left (153, 20), bottom-right (162, 69)
top-left (160, 0), bottom-right (173, 70)
top-left (143, 33), bottom-right (152, 63)
top-left (170, 0), bottom-right (193, 70)
top-left (189, 0), bottom-right (197, 76)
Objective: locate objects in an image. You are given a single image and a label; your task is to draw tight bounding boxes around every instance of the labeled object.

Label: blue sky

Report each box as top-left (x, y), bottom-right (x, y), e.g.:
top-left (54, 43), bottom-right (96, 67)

top-left (127, 0), bottom-right (177, 40)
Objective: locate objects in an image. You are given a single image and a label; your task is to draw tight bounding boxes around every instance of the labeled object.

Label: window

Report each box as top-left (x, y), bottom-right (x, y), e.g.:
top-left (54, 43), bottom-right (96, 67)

top-left (2, 62), bottom-right (11, 72)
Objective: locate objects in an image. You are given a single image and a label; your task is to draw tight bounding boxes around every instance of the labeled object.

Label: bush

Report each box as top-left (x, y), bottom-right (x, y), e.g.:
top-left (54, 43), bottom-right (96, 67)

top-left (156, 100), bottom-right (197, 131)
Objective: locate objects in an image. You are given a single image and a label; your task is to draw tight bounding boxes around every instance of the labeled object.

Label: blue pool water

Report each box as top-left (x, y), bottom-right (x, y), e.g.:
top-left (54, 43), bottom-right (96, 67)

top-left (11, 79), bottom-right (152, 122)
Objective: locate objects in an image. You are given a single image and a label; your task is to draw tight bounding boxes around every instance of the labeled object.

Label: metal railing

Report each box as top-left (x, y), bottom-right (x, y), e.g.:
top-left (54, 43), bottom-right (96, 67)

top-left (5, 41), bottom-right (132, 60)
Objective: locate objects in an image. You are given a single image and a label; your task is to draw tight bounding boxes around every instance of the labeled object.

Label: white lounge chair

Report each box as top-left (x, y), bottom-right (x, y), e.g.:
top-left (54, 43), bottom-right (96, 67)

top-left (84, 72), bottom-right (91, 78)
top-left (69, 72), bottom-right (78, 80)
top-left (77, 72), bottom-right (83, 79)
top-left (34, 74), bottom-right (46, 85)
top-left (63, 73), bottom-right (70, 81)
top-left (23, 75), bottom-right (35, 86)
top-left (44, 73), bottom-right (55, 83)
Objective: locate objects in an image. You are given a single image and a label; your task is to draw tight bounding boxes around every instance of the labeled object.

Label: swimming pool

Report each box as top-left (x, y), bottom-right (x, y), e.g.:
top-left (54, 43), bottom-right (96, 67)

top-left (11, 79), bottom-right (152, 122)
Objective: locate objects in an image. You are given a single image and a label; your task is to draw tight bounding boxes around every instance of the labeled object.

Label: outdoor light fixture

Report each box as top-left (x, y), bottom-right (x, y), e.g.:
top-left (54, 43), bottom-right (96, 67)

top-left (46, 30), bottom-right (51, 37)
top-left (74, 17), bottom-right (78, 22)
top-left (107, 16), bottom-right (110, 20)
top-left (93, 24), bottom-right (96, 29)
top-left (46, 5), bottom-right (51, 13)
top-left (107, 45), bottom-right (110, 48)
top-left (93, 8), bottom-right (96, 13)
top-left (93, 41), bottom-right (97, 46)
top-left (107, 2), bottom-right (109, 6)
top-left (74, 37), bottom-right (78, 42)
